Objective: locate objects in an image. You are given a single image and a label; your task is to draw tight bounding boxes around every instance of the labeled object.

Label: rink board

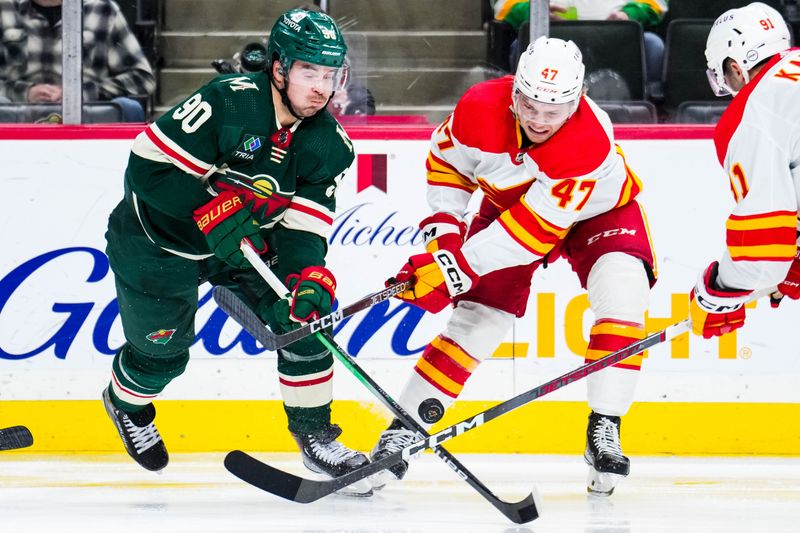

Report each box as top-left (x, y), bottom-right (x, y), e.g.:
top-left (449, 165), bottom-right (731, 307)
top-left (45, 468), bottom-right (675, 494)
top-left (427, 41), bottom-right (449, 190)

top-left (0, 124), bottom-right (798, 454)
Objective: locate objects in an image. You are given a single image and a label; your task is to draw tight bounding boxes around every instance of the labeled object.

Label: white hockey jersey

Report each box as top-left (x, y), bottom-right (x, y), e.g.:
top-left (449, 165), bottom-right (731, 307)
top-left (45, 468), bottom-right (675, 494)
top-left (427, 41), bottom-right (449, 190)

top-left (713, 48), bottom-right (800, 291)
top-left (426, 75), bottom-right (642, 275)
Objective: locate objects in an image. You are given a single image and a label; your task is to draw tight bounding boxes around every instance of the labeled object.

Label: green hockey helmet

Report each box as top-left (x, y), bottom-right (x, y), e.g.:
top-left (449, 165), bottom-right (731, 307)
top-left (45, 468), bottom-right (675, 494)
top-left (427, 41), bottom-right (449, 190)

top-left (267, 9), bottom-right (348, 74)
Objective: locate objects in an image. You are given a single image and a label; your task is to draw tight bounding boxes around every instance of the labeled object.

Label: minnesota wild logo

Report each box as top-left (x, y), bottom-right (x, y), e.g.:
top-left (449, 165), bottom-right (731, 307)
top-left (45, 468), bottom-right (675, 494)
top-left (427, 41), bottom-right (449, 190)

top-left (213, 169), bottom-right (294, 224)
top-left (146, 329), bottom-right (176, 345)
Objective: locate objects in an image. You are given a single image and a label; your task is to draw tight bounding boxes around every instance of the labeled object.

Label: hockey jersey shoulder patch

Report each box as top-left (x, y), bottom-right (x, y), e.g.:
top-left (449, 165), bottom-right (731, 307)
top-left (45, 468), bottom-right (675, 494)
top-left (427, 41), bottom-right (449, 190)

top-left (450, 76), bottom-right (519, 154)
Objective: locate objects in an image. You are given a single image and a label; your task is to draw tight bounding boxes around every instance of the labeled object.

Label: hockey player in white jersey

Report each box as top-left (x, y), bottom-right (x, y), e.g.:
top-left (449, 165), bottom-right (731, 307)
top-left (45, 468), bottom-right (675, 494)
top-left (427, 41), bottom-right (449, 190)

top-left (689, 3), bottom-right (800, 338)
top-left (370, 37), bottom-right (658, 496)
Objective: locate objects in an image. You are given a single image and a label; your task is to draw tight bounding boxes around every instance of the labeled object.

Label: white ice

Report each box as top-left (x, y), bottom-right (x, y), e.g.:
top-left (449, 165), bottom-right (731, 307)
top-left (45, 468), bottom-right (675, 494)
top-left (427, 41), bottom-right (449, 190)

top-left (1, 453), bottom-right (799, 532)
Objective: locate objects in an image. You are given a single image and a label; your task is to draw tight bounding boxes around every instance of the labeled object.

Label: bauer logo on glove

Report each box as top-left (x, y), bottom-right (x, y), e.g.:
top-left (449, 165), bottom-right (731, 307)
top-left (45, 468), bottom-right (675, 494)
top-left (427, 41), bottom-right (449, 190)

top-left (192, 191), bottom-right (267, 268)
top-left (194, 194), bottom-right (243, 233)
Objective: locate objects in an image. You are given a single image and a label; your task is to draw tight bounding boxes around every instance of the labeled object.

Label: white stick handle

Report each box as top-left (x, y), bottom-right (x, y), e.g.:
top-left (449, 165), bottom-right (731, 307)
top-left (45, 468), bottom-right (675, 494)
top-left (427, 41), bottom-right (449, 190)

top-left (240, 240), bottom-right (291, 300)
top-left (752, 286), bottom-right (778, 301)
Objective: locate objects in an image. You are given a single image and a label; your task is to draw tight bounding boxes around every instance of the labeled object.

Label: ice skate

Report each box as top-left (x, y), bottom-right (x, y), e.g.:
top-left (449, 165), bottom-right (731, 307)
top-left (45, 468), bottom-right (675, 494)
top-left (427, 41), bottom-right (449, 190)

top-left (102, 387), bottom-right (168, 472)
top-left (292, 424), bottom-right (372, 497)
top-left (369, 418), bottom-right (418, 490)
top-left (584, 411), bottom-right (629, 496)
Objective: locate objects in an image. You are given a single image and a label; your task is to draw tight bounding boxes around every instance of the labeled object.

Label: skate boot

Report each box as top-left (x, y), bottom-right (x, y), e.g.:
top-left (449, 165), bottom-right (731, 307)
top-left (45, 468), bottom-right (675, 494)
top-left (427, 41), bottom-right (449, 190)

top-left (102, 387), bottom-right (168, 471)
top-left (292, 424), bottom-right (372, 497)
top-left (584, 411), bottom-right (630, 496)
top-left (369, 418), bottom-right (418, 490)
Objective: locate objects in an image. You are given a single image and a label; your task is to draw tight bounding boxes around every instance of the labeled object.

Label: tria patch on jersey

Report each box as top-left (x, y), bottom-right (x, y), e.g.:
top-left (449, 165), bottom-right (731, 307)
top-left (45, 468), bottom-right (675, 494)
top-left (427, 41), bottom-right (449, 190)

top-left (233, 134), bottom-right (265, 161)
top-left (146, 329), bottom-right (177, 345)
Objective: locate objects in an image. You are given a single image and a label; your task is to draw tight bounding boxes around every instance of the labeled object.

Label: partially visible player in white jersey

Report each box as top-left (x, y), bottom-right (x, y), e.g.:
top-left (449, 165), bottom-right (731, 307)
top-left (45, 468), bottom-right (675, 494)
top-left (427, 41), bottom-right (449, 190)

top-left (688, 3), bottom-right (800, 339)
top-left (369, 36), bottom-right (658, 496)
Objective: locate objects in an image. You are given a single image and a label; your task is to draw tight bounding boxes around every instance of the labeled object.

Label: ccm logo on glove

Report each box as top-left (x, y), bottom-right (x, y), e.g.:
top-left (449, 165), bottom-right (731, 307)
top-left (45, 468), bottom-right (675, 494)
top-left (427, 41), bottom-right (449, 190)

top-left (433, 250), bottom-right (470, 296)
top-left (692, 293), bottom-right (743, 313)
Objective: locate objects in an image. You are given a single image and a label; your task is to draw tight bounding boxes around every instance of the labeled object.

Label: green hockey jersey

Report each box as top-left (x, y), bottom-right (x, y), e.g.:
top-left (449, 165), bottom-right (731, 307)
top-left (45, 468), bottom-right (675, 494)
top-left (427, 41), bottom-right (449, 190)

top-left (123, 71), bottom-right (354, 277)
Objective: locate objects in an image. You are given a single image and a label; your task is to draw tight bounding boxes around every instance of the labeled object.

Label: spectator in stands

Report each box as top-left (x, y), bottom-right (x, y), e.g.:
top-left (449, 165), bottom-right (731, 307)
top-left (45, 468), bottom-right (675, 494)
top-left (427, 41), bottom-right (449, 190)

top-left (497, 0), bottom-right (667, 96)
top-left (212, 41), bottom-right (375, 116)
top-left (0, 0), bottom-right (156, 122)
top-left (494, 0), bottom-right (569, 30)
top-left (324, 59), bottom-right (375, 117)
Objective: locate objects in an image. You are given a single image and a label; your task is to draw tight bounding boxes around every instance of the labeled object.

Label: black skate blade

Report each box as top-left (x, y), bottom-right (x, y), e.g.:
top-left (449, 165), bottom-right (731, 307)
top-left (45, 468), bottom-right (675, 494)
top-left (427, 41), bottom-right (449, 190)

top-left (0, 426), bottom-right (33, 451)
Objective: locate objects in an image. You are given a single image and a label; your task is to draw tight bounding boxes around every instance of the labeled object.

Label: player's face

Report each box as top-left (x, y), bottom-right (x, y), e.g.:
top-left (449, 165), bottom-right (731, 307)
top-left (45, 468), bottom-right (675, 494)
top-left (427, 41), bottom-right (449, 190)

top-left (285, 61), bottom-right (347, 117)
top-left (514, 92), bottom-right (572, 144)
top-left (723, 61), bottom-right (748, 95)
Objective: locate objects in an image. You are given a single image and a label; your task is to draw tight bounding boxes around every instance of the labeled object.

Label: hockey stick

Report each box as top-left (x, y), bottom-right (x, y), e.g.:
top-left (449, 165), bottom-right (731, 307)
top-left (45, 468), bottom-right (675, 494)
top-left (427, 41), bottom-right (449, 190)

top-left (219, 242), bottom-right (539, 524)
top-left (221, 284), bottom-right (777, 503)
top-left (216, 285), bottom-right (539, 522)
top-left (222, 317), bottom-right (691, 505)
top-left (0, 425), bottom-right (33, 451)
top-left (247, 280), bottom-right (412, 350)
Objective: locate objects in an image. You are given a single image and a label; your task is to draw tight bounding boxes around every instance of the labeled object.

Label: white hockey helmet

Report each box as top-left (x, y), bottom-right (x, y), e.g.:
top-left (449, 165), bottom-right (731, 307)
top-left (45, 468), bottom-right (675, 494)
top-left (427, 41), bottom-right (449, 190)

top-left (512, 36), bottom-right (585, 126)
top-left (514, 36), bottom-right (585, 104)
top-left (705, 2), bottom-right (791, 96)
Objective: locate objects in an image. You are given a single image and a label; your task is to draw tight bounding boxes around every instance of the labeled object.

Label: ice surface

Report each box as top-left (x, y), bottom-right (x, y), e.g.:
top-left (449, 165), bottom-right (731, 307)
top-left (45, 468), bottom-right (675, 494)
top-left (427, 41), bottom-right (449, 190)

top-left (1, 453), bottom-right (798, 532)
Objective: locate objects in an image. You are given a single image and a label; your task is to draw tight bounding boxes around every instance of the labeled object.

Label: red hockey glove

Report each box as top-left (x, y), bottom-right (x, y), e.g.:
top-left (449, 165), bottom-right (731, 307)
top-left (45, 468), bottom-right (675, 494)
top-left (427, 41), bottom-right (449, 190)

top-left (388, 250), bottom-right (479, 313)
top-left (770, 250), bottom-right (800, 308)
top-left (285, 266), bottom-right (337, 323)
top-left (269, 266), bottom-right (336, 357)
top-left (193, 190), bottom-right (266, 268)
top-left (419, 212), bottom-right (467, 254)
top-left (689, 262), bottom-right (752, 338)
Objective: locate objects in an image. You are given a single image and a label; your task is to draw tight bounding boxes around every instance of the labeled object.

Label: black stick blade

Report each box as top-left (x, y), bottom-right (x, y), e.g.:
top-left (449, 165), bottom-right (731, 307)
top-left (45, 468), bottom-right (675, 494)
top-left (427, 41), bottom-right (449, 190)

top-left (225, 450), bottom-right (308, 502)
top-left (510, 493), bottom-right (539, 523)
top-left (0, 426), bottom-right (33, 451)
top-left (213, 286), bottom-right (278, 350)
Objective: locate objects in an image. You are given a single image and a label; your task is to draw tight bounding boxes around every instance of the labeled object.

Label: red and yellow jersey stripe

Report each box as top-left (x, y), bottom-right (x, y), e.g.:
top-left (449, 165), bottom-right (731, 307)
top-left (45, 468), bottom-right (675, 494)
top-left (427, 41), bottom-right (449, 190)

top-left (585, 319), bottom-right (646, 370)
top-left (726, 210), bottom-right (798, 262)
top-left (426, 152), bottom-right (478, 194)
top-left (498, 197), bottom-right (569, 257)
top-left (414, 335), bottom-right (480, 399)
top-left (613, 145), bottom-right (642, 208)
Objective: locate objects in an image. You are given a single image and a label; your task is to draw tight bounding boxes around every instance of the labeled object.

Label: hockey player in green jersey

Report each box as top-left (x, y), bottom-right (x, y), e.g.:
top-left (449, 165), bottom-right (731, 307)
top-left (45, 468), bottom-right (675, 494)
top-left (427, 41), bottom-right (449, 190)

top-left (102, 8), bottom-right (371, 495)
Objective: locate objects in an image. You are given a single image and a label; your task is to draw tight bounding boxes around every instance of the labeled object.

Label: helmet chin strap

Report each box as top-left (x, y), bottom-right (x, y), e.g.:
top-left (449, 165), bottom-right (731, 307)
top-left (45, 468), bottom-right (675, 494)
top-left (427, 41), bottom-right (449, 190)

top-left (270, 73), bottom-right (334, 121)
